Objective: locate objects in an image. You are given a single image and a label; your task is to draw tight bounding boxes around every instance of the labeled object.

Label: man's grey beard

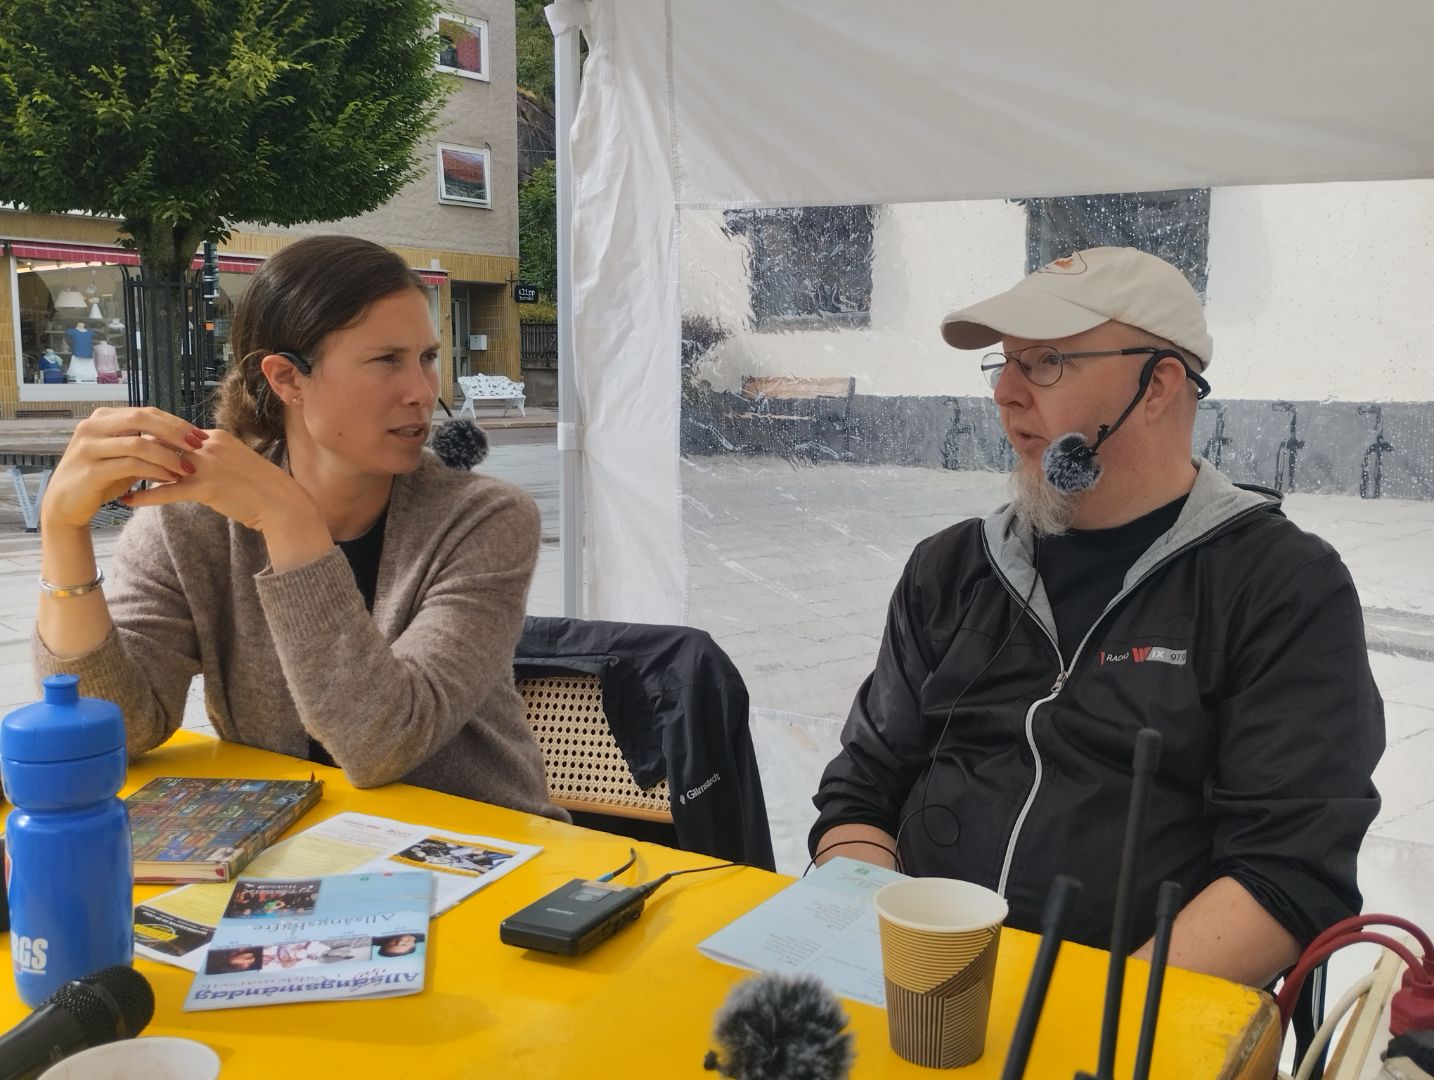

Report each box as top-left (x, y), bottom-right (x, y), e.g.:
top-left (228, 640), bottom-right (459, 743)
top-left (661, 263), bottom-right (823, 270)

top-left (1010, 457), bottom-right (1080, 537)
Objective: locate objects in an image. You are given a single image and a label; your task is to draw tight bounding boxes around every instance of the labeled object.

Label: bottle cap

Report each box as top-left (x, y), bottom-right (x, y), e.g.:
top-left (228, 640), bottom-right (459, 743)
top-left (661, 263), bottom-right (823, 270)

top-left (0, 674), bottom-right (125, 763)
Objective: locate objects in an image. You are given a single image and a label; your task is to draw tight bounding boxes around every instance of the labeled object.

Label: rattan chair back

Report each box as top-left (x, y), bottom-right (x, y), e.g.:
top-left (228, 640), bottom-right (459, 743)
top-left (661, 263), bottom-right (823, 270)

top-left (518, 673), bottom-right (673, 822)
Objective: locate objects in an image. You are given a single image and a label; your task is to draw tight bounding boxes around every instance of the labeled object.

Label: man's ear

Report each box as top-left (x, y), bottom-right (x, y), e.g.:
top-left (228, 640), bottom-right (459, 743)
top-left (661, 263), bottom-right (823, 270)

top-left (1143, 353), bottom-right (1192, 420)
top-left (258, 353), bottom-right (305, 404)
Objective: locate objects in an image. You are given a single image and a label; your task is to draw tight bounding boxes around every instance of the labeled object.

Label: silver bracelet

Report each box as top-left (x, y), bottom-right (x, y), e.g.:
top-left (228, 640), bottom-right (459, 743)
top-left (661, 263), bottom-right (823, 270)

top-left (38, 570), bottom-right (105, 598)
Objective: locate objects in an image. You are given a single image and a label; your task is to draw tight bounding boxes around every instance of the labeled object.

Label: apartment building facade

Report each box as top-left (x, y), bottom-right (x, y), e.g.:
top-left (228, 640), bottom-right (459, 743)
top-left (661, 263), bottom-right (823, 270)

top-left (0, 0), bottom-right (521, 419)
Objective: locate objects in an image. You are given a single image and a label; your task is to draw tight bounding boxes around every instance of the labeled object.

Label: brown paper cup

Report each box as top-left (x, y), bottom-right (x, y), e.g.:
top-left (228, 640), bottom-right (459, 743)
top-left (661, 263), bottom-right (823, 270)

top-left (874, 878), bottom-right (1007, 1069)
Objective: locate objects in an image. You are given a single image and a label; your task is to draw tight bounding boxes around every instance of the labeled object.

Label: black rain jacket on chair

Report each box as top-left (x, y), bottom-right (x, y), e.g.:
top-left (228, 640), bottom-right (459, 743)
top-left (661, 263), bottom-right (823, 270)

top-left (515, 616), bottom-right (776, 871)
top-left (811, 460), bottom-right (1385, 949)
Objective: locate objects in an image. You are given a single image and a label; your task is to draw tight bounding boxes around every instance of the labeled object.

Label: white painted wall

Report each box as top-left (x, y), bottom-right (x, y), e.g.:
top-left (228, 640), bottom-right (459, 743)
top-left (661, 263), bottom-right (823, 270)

top-left (681, 179), bottom-right (1434, 402)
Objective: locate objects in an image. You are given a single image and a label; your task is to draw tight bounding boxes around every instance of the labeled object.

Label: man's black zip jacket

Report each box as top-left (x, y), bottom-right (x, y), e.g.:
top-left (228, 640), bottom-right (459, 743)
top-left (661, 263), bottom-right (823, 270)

top-left (810, 460), bottom-right (1385, 949)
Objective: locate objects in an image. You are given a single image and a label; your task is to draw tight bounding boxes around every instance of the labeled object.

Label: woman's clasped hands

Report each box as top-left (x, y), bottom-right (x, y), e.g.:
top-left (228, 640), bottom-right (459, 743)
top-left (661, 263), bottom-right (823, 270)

top-left (44, 406), bottom-right (311, 535)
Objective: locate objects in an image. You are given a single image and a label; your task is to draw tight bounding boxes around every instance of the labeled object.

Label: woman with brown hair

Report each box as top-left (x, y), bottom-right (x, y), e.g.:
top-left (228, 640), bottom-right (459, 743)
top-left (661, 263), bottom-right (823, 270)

top-left (32, 235), bottom-right (562, 820)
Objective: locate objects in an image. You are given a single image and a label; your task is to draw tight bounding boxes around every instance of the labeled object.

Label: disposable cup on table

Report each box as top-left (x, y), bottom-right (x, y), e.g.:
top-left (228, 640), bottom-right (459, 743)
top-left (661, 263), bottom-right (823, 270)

top-left (37, 1036), bottom-right (221, 1080)
top-left (874, 876), bottom-right (1008, 1069)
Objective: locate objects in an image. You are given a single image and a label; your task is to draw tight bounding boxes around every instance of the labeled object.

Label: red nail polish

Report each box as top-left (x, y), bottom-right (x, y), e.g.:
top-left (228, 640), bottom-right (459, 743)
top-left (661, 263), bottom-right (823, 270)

top-left (185, 432), bottom-right (205, 449)
top-left (180, 460), bottom-right (197, 475)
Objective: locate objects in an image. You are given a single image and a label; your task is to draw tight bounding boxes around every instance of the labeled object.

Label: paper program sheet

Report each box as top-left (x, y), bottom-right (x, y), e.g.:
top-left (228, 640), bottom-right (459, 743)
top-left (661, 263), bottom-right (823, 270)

top-left (697, 857), bottom-right (906, 1007)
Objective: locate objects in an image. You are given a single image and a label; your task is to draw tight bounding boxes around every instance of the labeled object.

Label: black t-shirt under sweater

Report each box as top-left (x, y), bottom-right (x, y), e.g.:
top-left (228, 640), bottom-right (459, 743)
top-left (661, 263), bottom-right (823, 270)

top-left (305, 508), bottom-right (389, 768)
top-left (1038, 495), bottom-right (1187, 663)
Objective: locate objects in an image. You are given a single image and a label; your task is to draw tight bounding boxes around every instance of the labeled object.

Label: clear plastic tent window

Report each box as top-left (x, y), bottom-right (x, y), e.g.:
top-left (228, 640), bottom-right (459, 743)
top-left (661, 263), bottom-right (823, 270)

top-left (562, 0), bottom-right (1434, 903)
top-left (680, 184), bottom-right (1434, 718)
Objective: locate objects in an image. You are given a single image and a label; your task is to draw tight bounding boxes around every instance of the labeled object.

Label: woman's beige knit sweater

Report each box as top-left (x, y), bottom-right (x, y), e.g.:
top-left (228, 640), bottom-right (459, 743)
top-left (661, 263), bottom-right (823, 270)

top-left (34, 452), bottom-right (565, 821)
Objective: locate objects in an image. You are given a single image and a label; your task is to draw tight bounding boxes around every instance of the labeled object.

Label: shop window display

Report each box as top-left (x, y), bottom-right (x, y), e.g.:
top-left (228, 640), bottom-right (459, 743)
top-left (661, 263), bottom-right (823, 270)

top-left (14, 261), bottom-right (129, 391)
top-left (12, 261), bottom-right (251, 395)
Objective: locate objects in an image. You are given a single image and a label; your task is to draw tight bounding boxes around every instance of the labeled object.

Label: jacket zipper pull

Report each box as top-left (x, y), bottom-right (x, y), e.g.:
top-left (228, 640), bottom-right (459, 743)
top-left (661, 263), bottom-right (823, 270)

top-left (1051, 670), bottom-right (1069, 694)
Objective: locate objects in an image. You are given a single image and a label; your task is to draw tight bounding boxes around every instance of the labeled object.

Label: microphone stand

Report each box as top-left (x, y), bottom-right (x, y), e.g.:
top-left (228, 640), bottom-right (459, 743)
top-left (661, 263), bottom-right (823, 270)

top-left (1077, 728), bottom-right (1163, 1080)
top-left (1131, 881), bottom-right (1183, 1080)
top-left (1001, 874), bottom-right (1082, 1080)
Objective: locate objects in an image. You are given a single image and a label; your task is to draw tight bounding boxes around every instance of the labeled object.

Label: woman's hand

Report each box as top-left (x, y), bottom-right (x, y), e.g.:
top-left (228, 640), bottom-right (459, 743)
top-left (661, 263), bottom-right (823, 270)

top-left (41, 407), bottom-right (206, 532)
top-left (122, 428), bottom-right (302, 531)
top-left (123, 429), bottom-right (334, 571)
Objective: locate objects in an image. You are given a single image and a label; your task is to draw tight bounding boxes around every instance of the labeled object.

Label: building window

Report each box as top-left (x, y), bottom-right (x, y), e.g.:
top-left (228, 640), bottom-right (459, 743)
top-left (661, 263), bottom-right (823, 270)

top-left (722, 206), bottom-right (877, 331)
top-left (12, 260), bottom-right (130, 395)
top-left (435, 12), bottom-right (489, 82)
top-left (1020, 188), bottom-right (1212, 297)
top-left (437, 143), bottom-right (492, 209)
top-left (9, 255), bottom-right (258, 401)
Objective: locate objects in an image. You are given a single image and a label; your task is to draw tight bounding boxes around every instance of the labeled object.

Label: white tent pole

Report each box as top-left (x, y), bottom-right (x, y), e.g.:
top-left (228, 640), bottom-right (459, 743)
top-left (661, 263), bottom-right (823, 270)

top-left (552, 18), bottom-right (583, 618)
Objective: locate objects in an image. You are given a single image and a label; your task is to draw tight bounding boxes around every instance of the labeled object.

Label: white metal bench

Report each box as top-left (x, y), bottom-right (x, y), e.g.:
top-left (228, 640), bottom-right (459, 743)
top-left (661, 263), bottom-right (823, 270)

top-left (457, 374), bottom-right (526, 417)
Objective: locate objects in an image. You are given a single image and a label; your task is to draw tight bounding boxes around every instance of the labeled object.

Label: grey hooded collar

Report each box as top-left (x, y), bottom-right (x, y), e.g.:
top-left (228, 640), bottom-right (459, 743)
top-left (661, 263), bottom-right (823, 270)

top-left (980, 458), bottom-right (1278, 650)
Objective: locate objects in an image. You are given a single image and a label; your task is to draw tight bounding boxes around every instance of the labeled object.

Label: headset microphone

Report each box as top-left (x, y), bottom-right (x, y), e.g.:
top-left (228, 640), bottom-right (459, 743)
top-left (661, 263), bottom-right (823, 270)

top-left (1041, 433), bottom-right (1103, 494)
top-left (1041, 350), bottom-right (1187, 494)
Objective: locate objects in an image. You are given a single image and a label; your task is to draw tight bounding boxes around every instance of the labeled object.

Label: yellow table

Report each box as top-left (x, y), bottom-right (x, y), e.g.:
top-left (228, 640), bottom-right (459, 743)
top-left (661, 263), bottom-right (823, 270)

top-left (1, 732), bottom-right (1280, 1078)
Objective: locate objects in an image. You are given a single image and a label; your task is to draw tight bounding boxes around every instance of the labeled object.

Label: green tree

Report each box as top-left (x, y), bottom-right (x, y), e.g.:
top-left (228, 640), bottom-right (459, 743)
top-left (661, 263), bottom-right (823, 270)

top-left (0, 0), bottom-right (448, 415)
top-left (518, 158), bottom-right (557, 300)
top-left (515, 0), bottom-right (554, 105)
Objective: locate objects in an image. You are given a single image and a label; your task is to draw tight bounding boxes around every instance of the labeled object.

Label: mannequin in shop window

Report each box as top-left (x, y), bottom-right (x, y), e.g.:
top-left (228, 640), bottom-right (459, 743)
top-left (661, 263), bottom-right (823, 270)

top-left (65, 322), bottom-right (97, 383)
top-left (39, 348), bottom-right (66, 384)
top-left (92, 332), bottom-right (120, 384)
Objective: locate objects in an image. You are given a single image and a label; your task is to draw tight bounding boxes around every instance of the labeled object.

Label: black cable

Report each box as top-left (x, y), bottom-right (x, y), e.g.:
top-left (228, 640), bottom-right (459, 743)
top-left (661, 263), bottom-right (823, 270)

top-left (892, 535), bottom-right (1044, 862)
top-left (803, 838), bottom-right (899, 878)
top-left (634, 860), bottom-right (744, 900)
top-left (595, 847), bottom-right (638, 882)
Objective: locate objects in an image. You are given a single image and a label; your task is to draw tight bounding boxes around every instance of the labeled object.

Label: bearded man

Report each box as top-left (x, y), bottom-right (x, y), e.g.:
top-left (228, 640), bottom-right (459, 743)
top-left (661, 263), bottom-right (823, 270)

top-left (809, 247), bottom-right (1384, 987)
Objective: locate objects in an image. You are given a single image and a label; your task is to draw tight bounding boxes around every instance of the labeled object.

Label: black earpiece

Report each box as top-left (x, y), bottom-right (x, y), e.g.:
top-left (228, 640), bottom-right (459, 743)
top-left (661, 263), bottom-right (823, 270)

top-left (276, 350), bottom-right (312, 376)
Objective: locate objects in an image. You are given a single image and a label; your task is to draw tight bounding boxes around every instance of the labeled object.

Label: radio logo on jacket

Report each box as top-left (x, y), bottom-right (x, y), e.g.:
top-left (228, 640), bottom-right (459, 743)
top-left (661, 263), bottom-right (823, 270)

top-left (1099, 646), bottom-right (1188, 666)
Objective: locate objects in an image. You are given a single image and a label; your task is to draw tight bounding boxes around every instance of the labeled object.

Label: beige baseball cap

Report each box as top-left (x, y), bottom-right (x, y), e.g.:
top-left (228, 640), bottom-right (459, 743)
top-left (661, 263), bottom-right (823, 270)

top-left (940, 246), bottom-right (1213, 367)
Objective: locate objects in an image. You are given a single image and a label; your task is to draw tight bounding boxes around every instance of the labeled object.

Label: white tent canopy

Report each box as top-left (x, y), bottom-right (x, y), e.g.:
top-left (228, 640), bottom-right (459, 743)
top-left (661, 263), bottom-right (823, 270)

top-left (555, 0), bottom-right (1434, 623)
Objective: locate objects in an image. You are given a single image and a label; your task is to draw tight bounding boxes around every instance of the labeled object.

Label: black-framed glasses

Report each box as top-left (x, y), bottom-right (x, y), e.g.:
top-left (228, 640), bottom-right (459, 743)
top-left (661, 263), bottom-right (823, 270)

top-left (980, 345), bottom-right (1211, 399)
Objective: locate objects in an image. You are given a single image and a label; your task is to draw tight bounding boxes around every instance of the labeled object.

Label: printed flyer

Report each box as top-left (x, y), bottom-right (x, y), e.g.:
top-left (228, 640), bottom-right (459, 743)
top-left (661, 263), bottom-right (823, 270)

top-left (184, 870), bottom-right (432, 1011)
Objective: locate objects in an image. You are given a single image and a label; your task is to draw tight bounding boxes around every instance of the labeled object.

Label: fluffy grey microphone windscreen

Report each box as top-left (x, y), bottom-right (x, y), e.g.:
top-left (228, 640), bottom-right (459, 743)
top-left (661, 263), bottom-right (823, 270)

top-left (703, 972), bottom-right (854, 1080)
top-left (1042, 432), bottom-right (1102, 493)
top-left (430, 419), bottom-right (490, 470)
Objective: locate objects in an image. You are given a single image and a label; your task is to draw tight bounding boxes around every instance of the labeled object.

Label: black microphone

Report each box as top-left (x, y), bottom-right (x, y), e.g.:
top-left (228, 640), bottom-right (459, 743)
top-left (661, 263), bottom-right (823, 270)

top-left (0, 965), bottom-right (155, 1080)
top-left (1001, 874), bottom-right (1082, 1080)
top-left (1041, 351), bottom-right (1182, 494)
top-left (703, 972), bottom-right (854, 1080)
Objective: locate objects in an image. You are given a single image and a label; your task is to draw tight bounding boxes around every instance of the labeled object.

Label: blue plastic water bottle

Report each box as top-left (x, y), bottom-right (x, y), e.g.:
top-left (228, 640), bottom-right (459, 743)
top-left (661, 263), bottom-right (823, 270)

top-left (2, 674), bottom-right (132, 1007)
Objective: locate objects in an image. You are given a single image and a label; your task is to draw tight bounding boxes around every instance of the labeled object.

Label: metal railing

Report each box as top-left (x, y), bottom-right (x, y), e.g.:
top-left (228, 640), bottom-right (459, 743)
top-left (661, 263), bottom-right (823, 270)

top-left (120, 266), bottom-right (220, 425)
